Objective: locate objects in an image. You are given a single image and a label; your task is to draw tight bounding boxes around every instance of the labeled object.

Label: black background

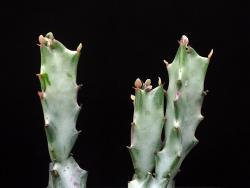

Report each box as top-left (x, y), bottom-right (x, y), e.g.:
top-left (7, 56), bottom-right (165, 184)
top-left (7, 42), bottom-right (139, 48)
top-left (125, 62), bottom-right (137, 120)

top-left (1, 1), bottom-right (249, 188)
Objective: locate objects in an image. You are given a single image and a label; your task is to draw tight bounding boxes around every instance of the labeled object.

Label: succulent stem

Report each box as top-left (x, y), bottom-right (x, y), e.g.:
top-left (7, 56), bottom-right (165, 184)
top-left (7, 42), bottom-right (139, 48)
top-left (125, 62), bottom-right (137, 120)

top-left (37, 33), bottom-right (87, 188)
top-left (129, 35), bottom-right (211, 188)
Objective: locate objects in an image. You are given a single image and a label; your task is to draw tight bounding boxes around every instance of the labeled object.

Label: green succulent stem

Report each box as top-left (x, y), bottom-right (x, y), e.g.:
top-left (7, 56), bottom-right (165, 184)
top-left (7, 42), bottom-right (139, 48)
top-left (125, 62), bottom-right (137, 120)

top-left (129, 35), bottom-right (212, 188)
top-left (38, 32), bottom-right (87, 188)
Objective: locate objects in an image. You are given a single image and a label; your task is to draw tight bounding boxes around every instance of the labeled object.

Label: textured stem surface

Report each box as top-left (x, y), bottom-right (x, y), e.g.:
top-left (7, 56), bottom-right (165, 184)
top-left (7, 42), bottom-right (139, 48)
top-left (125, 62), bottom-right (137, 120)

top-left (155, 36), bottom-right (210, 186)
top-left (128, 79), bottom-right (165, 188)
top-left (38, 32), bottom-right (87, 188)
top-left (128, 36), bottom-right (211, 188)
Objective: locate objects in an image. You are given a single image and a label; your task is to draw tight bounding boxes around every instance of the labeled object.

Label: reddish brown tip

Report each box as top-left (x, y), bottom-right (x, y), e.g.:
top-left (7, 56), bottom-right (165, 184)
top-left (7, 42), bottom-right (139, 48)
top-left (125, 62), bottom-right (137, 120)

top-left (134, 78), bottom-right (142, 88)
top-left (179, 35), bottom-right (189, 47)
top-left (38, 91), bottom-right (44, 100)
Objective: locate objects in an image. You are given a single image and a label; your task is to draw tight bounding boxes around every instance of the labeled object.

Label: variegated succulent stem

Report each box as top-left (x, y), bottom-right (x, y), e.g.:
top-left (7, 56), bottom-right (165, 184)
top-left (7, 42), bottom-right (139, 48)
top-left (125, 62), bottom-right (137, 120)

top-left (128, 35), bottom-right (212, 188)
top-left (37, 32), bottom-right (87, 188)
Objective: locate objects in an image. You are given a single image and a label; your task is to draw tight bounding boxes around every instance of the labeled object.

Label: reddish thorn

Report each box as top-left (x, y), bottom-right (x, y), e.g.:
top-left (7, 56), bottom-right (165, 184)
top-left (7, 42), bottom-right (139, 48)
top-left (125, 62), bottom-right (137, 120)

top-left (134, 78), bottom-right (142, 88)
top-left (174, 91), bottom-right (180, 101)
top-left (208, 49), bottom-right (213, 59)
top-left (38, 91), bottom-right (44, 100)
top-left (179, 35), bottom-right (189, 46)
top-left (77, 43), bottom-right (82, 53)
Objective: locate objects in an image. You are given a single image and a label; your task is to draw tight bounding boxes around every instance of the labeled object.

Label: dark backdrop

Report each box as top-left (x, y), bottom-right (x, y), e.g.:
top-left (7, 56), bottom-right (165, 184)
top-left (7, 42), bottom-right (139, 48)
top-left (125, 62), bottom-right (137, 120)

top-left (1, 1), bottom-right (249, 188)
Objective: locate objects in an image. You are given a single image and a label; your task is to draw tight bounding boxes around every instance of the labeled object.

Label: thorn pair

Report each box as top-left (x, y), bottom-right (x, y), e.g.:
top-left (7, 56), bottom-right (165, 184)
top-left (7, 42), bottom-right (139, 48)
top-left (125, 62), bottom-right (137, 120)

top-left (38, 34), bottom-right (53, 47)
top-left (134, 77), bottom-right (162, 90)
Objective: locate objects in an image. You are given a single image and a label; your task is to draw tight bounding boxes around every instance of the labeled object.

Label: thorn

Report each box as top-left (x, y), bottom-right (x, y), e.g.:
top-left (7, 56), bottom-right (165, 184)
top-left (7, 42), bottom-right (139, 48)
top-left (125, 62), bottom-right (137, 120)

top-left (208, 49), bottom-right (213, 59)
top-left (77, 84), bottom-right (83, 91)
top-left (37, 44), bottom-right (42, 47)
top-left (38, 91), bottom-right (44, 100)
top-left (199, 115), bottom-right (204, 121)
top-left (203, 90), bottom-right (209, 96)
top-left (38, 35), bottom-right (46, 45)
top-left (126, 146), bottom-right (132, 149)
top-left (130, 94), bottom-right (135, 101)
top-left (163, 59), bottom-right (169, 66)
top-left (77, 104), bottom-right (83, 111)
top-left (39, 34), bottom-right (53, 47)
top-left (131, 122), bottom-right (136, 126)
top-left (158, 77), bottom-right (162, 86)
top-left (134, 78), bottom-right (142, 88)
top-left (77, 43), bottom-right (82, 53)
top-left (36, 73), bottom-right (41, 79)
top-left (70, 153), bottom-right (74, 156)
top-left (144, 79), bottom-right (151, 86)
top-left (179, 35), bottom-right (189, 47)
top-left (193, 138), bottom-right (199, 144)
top-left (45, 124), bottom-right (49, 128)
top-left (144, 78), bottom-right (152, 91)
top-left (46, 32), bottom-right (54, 40)
top-left (77, 130), bottom-right (82, 134)
top-left (174, 91), bottom-right (180, 101)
